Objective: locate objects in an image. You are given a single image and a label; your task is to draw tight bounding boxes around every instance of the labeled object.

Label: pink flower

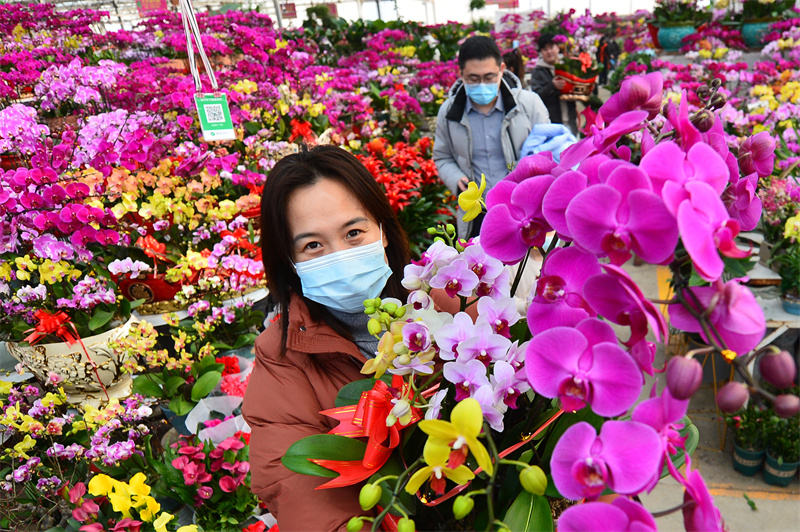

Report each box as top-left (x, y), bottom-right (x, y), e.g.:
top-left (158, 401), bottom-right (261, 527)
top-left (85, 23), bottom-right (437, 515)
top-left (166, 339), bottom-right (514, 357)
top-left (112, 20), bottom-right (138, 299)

top-left (558, 497), bottom-right (657, 532)
top-left (739, 132), bottom-right (775, 178)
top-left (681, 457), bottom-right (725, 531)
top-left (219, 475), bottom-right (238, 493)
top-left (598, 72), bottom-right (663, 123)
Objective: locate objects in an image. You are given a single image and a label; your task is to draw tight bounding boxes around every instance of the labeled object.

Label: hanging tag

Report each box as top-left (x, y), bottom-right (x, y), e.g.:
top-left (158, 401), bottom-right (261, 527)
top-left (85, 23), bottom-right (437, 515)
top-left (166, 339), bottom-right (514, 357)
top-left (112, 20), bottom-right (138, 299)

top-left (194, 93), bottom-right (235, 142)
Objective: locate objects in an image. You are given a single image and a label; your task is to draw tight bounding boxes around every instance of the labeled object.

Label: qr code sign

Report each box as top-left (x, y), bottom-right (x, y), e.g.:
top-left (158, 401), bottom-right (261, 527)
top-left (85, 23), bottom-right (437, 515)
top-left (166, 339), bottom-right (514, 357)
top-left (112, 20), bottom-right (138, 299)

top-left (204, 103), bottom-right (225, 123)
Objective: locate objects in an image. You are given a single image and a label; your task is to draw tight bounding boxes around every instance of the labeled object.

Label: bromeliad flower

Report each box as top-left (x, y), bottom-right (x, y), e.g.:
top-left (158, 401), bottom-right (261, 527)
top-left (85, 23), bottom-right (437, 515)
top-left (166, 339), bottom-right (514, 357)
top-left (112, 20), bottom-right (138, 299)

top-left (458, 174), bottom-right (485, 222)
top-left (557, 497), bottom-right (658, 532)
top-left (525, 319), bottom-right (642, 416)
top-left (565, 163), bottom-right (678, 265)
top-left (550, 420), bottom-right (662, 500)
top-left (480, 175), bottom-right (555, 263)
top-left (404, 436), bottom-right (475, 496)
top-left (416, 397), bottom-right (493, 475)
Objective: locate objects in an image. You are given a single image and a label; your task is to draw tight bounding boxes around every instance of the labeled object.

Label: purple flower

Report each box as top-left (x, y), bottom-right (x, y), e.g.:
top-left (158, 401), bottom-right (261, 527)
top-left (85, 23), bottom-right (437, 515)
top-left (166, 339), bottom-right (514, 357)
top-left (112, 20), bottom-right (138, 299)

top-left (490, 360), bottom-right (529, 409)
top-left (525, 318), bottom-right (642, 416)
top-left (429, 259), bottom-right (479, 298)
top-left (583, 264), bottom-right (668, 348)
top-left (407, 290), bottom-right (433, 311)
top-left (455, 324), bottom-right (511, 365)
top-left (424, 389), bottom-right (448, 420)
top-left (722, 173), bottom-right (761, 232)
top-left (402, 321), bottom-right (431, 352)
top-left (389, 354), bottom-right (434, 376)
top-left (442, 359), bottom-right (489, 401)
top-left (681, 457), bottom-right (725, 532)
top-left (550, 420), bottom-right (662, 500)
top-left (566, 163), bottom-right (678, 265)
top-left (461, 243), bottom-right (504, 284)
top-left (598, 72), bottom-right (663, 123)
top-left (476, 297), bottom-right (519, 338)
top-left (499, 152), bottom-right (558, 184)
top-left (481, 176), bottom-right (554, 263)
top-left (669, 279), bottom-right (765, 354)
top-left (472, 384), bottom-right (506, 431)
top-left (560, 110), bottom-right (648, 169)
top-left (434, 312), bottom-right (475, 361)
top-left (738, 132), bottom-right (776, 178)
top-left (557, 498), bottom-right (657, 532)
top-left (108, 257), bottom-right (152, 278)
top-left (527, 247), bottom-right (600, 335)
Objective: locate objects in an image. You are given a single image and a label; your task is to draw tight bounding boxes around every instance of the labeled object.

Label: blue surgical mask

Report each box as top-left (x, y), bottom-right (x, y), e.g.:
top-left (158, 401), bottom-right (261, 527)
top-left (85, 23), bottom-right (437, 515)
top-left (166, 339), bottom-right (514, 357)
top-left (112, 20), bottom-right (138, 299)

top-left (465, 82), bottom-right (498, 106)
top-left (294, 232), bottom-right (392, 313)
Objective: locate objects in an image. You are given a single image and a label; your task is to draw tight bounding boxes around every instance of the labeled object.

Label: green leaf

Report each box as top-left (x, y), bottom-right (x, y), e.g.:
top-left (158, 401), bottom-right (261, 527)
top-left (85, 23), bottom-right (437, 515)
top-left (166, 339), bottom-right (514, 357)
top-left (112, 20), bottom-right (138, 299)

top-left (503, 492), bottom-right (553, 532)
top-left (169, 395), bottom-right (194, 416)
top-left (233, 333), bottom-right (257, 349)
top-left (194, 354), bottom-right (218, 374)
top-left (88, 307), bottom-right (114, 331)
top-left (132, 376), bottom-right (163, 398)
top-left (335, 378), bottom-right (378, 407)
top-left (191, 371), bottom-right (222, 401)
top-left (129, 298), bottom-right (146, 310)
top-left (282, 434), bottom-right (367, 477)
top-left (165, 376), bottom-right (186, 396)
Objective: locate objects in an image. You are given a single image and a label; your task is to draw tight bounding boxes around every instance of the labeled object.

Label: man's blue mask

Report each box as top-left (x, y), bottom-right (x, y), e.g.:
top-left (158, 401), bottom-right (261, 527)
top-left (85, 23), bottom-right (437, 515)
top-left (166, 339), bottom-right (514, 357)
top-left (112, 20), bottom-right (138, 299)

top-left (294, 231), bottom-right (392, 313)
top-left (465, 82), bottom-right (498, 106)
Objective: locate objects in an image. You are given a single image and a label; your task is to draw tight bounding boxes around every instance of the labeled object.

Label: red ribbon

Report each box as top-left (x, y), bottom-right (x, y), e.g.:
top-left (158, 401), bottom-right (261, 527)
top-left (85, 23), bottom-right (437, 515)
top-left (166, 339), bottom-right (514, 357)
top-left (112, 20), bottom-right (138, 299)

top-left (24, 310), bottom-right (110, 401)
top-left (312, 375), bottom-right (420, 489)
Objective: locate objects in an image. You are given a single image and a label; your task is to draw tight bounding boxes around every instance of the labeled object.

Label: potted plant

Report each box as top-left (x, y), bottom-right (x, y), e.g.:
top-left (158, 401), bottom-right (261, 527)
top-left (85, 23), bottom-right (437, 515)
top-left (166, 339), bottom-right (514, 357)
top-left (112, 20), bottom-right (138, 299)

top-left (763, 408), bottom-right (800, 486)
top-left (741, 0), bottom-right (794, 48)
top-left (770, 213), bottom-right (800, 315)
top-left (652, 0), bottom-right (709, 51)
top-left (725, 403), bottom-right (767, 476)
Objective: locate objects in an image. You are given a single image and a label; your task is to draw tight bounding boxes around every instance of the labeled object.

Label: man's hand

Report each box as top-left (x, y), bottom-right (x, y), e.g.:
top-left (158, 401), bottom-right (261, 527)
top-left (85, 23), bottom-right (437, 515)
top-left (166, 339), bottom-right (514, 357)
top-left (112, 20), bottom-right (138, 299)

top-left (457, 177), bottom-right (470, 191)
top-left (553, 78), bottom-right (566, 90)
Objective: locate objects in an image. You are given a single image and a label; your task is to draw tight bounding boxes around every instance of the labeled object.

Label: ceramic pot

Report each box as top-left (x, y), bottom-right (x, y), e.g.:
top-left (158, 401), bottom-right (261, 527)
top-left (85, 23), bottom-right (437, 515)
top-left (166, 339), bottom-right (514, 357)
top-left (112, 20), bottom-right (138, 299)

top-left (781, 295), bottom-right (800, 316)
top-left (764, 451), bottom-right (799, 487)
top-left (6, 318), bottom-right (137, 405)
top-left (742, 21), bottom-right (773, 48)
top-left (733, 444), bottom-right (765, 476)
top-left (657, 25), bottom-right (696, 52)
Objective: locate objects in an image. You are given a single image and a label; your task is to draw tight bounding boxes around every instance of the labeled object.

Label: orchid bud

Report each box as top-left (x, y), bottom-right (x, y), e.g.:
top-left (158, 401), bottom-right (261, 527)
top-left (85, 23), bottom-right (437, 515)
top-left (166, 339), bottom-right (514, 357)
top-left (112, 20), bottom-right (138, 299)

top-left (696, 85), bottom-right (711, 99)
top-left (452, 495), bottom-right (474, 519)
top-left (519, 465), bottom-right (547, 495)
top-left (774, 394), bottom-right (800, 418)
top-left (346, 517), bottom-right (364, 532)
top-left (710, 77), bottom-right (722, 89)
top-left (383, 302), bottom-right (398, 315)
top-left (397, 517), bottom-right (416, 532)
top-left (666, 357), bottom-right (703, 400)
top-left (759, 350), bottom-right (796, 390)
top-left (358, 483), bottom-right (381, 511)
top-left (446, 223), bottom-right (456, 235)
top-left (709, 93), bottom-right (727, 110)
top-left (395, 306), bottom-right (407, 318)
top-left (691, 109), bottom-right (715, 132)
top-left (716, 382), bottom-right (749, 414)
top-left (367, 319), bottom-right (382, 336)
top-left (427, 227), bottom-right (438, 235)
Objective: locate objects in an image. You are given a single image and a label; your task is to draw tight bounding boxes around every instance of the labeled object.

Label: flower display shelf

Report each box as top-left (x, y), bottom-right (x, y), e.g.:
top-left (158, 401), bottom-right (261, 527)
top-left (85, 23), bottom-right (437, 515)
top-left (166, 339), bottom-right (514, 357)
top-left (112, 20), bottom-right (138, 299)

top-left (5, 318), bottom-right (137, 405)
top-left (554, 69), bottom-right (598, 102)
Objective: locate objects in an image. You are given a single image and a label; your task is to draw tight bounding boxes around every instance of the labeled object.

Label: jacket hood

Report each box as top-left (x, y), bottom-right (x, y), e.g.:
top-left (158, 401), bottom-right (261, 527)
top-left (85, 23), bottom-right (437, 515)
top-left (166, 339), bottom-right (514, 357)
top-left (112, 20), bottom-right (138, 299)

top-left (445, 70), bottom-right (522, 122)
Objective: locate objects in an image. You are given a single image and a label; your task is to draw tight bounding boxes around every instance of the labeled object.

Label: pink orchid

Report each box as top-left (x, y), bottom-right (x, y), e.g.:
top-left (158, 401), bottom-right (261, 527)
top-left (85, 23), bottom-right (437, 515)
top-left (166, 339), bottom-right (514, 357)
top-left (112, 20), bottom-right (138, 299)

top-left (557, 497), bottom-right (658, 532)
top-left (598, 72), bottom-right (663, 123)
top-left (681, 456), bottom-right (725, 532)
top-left (738, 131), bottom-right (776, 178)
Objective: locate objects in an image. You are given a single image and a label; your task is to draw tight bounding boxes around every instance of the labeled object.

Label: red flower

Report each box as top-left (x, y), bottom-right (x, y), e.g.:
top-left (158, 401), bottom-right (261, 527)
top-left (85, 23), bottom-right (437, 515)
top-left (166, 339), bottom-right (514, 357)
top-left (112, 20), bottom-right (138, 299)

top-left (242, 521), bottom-right (267, 532)
top-left (216, 355), bottom-right (241, 376)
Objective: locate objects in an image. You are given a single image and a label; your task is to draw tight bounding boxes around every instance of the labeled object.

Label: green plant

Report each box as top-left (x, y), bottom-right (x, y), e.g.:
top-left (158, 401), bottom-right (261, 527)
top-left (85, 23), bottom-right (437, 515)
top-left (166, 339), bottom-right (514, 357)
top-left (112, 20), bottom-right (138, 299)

top-left (742, 0), bottom-right (795, 21)
top-left (769, 212), bottom-right (800, 298)
top-left (725, 402), bottom-right (766, 450)
top-left (764, 410), bottom-right (800, 463)
top-left (652, 0), bottom-right (709, 26)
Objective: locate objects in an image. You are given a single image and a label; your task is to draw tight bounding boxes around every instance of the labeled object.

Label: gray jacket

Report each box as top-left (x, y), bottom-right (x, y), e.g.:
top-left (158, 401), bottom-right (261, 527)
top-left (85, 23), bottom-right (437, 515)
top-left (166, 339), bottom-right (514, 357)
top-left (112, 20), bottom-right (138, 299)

top-left (433, 71), bottom-right (550, 237)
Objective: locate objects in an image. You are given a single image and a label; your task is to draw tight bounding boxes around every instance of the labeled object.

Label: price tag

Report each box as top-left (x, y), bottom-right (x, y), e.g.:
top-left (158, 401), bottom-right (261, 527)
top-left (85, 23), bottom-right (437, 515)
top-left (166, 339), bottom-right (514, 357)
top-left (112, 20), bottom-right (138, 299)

top-left (194, 93), bottom-right (235, 142)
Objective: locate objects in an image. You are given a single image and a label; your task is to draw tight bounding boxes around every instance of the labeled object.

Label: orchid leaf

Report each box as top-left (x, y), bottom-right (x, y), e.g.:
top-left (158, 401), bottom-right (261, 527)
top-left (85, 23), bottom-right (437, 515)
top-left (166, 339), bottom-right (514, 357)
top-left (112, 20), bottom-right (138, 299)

top-left (503, 492), bottom-right (553, 532)
top-left (132, 375), bottom-right (163, 398)
top-left (190, 371), bottom-right (221, 401)
top-left (282, 434), bottom-right (367, 478)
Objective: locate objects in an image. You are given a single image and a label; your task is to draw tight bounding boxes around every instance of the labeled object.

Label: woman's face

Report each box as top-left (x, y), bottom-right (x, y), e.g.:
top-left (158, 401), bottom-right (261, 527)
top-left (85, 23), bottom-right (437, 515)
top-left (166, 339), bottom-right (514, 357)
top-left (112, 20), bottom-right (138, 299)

top-left (287, 177), bottom-right (386, 263)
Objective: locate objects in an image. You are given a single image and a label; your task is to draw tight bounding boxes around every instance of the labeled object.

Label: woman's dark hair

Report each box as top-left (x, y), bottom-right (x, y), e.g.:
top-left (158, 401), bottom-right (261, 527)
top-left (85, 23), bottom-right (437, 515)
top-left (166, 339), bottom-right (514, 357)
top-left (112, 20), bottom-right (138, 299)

top-left (458, 35), bottom-right (502, 70)
top-left (260, 144), bottom-right (410, 351)
top-left (502, 48), bottom-right (525, 82)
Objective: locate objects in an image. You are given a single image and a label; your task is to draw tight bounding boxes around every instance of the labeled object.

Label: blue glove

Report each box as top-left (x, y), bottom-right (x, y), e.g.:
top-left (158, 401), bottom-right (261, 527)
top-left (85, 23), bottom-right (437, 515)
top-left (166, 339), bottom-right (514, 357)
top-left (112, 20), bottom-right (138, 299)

top-left (520, 123), bottom-right (577, 163)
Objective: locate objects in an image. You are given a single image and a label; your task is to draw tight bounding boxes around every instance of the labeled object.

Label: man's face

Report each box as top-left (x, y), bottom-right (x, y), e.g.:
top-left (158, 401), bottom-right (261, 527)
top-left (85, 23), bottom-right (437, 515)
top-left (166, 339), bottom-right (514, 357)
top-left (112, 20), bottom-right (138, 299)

top-left (461, 57), bottom-right (505, 88)
top-left (540, 43), bottom-right (560, 65)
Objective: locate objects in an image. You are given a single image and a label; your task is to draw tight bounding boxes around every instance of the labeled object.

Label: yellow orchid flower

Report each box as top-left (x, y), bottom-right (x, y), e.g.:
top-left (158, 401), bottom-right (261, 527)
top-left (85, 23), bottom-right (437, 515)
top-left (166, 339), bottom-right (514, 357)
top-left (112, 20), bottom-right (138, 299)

top-left (177, 526), bottom-right (199, 532)
top-left (784, 214), bottom-right (800, 239)
top-left (405, 436), bottom-right (474, 495)
top-left (108, 482), bottom-right (133, 518)
top-left (12, 434), bottom-right (36, 459)
top-left (138, 496), bottom-right (161, 522)
top-left (361, 322), bottom-right (402, 377)
top-left (88, 474), bottom-right (116, 497)
top-left (129, 472), bottom-right (151, 500)
top-left (457, 174), bottom-right (486, 222)
top-left (0, 381), bottom-right (11, 395)
top-left (417, 398), bottom-right (493, 475)
top-left (153, 512), bottom-right (174, 532)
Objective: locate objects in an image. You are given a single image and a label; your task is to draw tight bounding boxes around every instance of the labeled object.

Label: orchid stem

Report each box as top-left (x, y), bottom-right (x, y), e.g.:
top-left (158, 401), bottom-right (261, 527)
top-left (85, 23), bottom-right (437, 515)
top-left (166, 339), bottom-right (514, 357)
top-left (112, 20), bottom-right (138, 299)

top-left (651, 500), bottom-right (694, 518)
top-left (510, 247), bottom-right (531, 298)
top-left (483, 422), bottom-right (501, 531)
top-left (371, 457), bottom-right (423, 532)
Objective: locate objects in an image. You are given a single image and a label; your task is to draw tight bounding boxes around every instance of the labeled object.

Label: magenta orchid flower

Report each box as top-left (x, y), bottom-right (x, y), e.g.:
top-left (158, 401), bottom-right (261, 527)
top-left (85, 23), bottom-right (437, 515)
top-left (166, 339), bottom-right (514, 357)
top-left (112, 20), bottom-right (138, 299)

top-left (669, 278), bottom-right (766, 355)
top-left (678, 181), bottom-right (751, 281)
top-left (476, 296), bottom-right (519, 338)
top-left (598, 72), bottom-right (663, 123)
top-left (500, 152), bottom-right (558, 184)
top-left (461, 243), bottom-right (504, 284)
top-left (525, 318), bottom-right (642, 416)
top-left (566, 163), bottom-right (678, 265)
top-left (722, 173), bottom-right (762, 232)
top-left (442, 359), bottom-right (490, 401)
top-left (681, 456), bottom-right (726, 532)
top-left (664, 95), bottom-right (703, 150)
top-left (490, 360), bottom-right (530, 409)
top-left (481, 175), bottom-right (555, 263)
top-left (551, 420), bottom-right (662, 500)
top-left (402, 321), bottom-right (431, 352)
top-left (560, 110), bottom-right (648, 169)
top-left (583, 264), bottom-right (668, 348)
top-left (472, 384), bottom-right (506, 432)
top-left (527, 246), bottom-right (600, 335)
top-left (738, 131), bottom-right (776, 178)
top-left (557, 497), bottom-right (658, 532)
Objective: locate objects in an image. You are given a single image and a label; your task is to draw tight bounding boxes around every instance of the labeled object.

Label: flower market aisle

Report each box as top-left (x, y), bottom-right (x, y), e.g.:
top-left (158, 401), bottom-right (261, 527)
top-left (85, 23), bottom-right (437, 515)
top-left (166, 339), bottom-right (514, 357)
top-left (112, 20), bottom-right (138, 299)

top-left (2, 1), bottom-right (800, 531)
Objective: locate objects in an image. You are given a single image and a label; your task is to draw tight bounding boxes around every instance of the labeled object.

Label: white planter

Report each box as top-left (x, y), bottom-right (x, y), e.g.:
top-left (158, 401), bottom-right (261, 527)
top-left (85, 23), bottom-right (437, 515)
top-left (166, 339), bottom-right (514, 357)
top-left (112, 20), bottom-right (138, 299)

top-left (6, 318), bottom-right (137, 405)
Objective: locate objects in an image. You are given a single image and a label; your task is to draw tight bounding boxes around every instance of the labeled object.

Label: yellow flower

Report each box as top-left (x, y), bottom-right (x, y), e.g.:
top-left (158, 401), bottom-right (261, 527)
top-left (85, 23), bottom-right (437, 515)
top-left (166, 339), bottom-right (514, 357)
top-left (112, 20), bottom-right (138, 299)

top-left (784, 214), bottom-right (800, 239)
top-left (0, 381), bottom-right (11, 395)
top-left (457, 174), bottom-right (486, 222)
top-left (138, 495), bottom-right (161, 521)
top-left (232, 79), bottom-right (258, 95)
top-left (129, 472), bottom-right (151, 500)
top-left (154, 512), bottom-right (174, 532)
top-left (418, 397), bottom-right (493, 475)
top-left (108, 481), bottom-right (133, 518)
top-left (361, 322), bottom-right (402, 377)
top-left (712, 47), bottom-right (728, 59)
top-left (12, 434), bottom-right (36, 459)
top-left (177, 526), bottom-right (199, 532)
top-left (0, 261), bottom-right (12, 282)
top-left (88, 474), bottom-right (116, 497)
top-left (404, 436), bottom-right (475, 494)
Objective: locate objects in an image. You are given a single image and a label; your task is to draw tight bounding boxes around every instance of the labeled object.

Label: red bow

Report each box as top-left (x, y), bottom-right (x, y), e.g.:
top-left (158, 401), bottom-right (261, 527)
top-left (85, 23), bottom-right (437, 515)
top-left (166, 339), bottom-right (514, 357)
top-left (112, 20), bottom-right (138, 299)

top-left (23, 310), bottom-right (109, 401)
top-left (289, 119), bottom-right (315, 143)
top-left (312, 375), bottom-right (420, 489)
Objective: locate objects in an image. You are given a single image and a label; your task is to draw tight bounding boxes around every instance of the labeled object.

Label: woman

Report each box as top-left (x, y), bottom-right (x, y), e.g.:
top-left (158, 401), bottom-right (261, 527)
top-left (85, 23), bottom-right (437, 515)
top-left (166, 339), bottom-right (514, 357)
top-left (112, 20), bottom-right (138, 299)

top-left (242, 145), bottom-right (411, 531)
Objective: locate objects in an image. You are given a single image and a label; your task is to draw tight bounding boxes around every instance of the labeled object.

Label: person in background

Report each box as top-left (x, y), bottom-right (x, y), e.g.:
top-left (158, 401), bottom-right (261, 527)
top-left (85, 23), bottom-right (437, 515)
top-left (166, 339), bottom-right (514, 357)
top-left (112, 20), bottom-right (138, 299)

top-left (502, 40), bottom-right (525, 84)
top-left (530, 33), bottom-right (578, 135)
top-left (433, 35), bottom-right (549, 239)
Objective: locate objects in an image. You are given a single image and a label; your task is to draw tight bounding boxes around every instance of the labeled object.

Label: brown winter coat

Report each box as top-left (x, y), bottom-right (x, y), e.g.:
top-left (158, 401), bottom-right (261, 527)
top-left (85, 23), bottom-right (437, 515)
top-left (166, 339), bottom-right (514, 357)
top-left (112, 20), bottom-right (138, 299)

top-left (242, 294), bottom-right (368, 531)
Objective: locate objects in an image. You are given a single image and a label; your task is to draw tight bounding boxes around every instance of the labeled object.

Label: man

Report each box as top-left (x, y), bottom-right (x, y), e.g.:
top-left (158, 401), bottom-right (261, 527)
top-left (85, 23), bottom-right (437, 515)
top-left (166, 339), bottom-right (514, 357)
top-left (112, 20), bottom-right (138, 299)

top-left (530, 33), bottom-right (578, 135)
top-left (433, 35), bottom-right (550, 238)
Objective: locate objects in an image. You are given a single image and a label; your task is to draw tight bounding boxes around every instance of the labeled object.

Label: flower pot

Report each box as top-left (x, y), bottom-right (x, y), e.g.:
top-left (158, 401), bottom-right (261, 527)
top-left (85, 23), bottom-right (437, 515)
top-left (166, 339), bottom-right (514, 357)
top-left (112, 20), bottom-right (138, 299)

top-left (733, 444), bottom-right (765, 476)
top-left (553, 69), bottom-right (598, 102)
top-left (741, 21), bottom-right (773, 49)
top-left (5, 318), bottom-right (137, 405)
top-left (647, 22), bottom-right (661, 48)
top-left (781, 295), bottom-right (800, 316)
top-left (657, 25), bottom-right (696, 52)
top-left (763, 452), bottom-right (799, 487)
top-left (117, 273), bottom-right (183, 304)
